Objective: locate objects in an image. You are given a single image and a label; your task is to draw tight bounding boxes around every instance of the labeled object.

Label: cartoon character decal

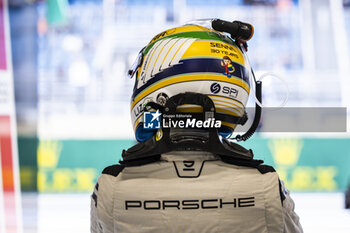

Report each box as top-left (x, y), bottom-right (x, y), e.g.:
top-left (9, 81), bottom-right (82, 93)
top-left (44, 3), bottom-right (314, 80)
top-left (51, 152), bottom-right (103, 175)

top-left (221, 56), bottom-right (235, 78)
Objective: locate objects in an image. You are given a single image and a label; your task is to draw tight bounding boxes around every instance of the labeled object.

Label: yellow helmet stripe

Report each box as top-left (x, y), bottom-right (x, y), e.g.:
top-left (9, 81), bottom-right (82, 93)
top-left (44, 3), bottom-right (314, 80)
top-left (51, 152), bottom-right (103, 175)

top-left (131, 73), bottom-right (250, 110)
top-left (216, 107), bottom-right (242, 117)
top-left (213, 98), bottom-right (244, 110)
top-left (221, 121), bottom-right (237, 129)
top-left (208, 95), bottom-right (244, 108)
top-left (177, 105), bottom-right (203, 113)
top-left (215, 104), bottom-right (244, 116)
top-left (176, 104), bottom-right (243, 116)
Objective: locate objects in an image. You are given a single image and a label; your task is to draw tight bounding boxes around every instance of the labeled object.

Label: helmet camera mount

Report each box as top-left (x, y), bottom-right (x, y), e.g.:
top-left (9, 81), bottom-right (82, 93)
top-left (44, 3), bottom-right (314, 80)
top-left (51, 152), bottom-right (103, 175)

top-left (211, 19), bottom-right (254, 52)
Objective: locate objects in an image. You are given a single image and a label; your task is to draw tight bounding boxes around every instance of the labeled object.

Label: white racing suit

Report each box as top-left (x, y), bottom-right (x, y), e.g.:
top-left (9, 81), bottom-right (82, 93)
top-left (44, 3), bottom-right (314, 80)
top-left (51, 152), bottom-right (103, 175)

top-left (91, 151), bottom-right (303, 233)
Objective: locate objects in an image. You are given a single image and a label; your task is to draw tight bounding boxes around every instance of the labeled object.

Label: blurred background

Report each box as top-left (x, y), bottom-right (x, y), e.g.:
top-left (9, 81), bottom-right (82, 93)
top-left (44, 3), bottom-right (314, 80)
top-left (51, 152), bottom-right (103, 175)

top-left (1, 0), bottom-right (350, 232)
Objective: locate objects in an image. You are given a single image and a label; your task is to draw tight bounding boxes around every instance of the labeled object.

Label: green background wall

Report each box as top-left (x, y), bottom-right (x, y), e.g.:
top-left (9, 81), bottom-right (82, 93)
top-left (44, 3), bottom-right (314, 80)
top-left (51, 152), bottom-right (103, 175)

top-left (18, 136), bottom-right (350, 192)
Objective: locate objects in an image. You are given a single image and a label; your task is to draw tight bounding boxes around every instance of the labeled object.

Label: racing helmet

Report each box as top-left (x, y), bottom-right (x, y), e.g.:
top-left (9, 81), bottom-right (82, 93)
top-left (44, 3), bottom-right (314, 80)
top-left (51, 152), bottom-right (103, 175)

top-left (129, 19), bottom-right (255, 142)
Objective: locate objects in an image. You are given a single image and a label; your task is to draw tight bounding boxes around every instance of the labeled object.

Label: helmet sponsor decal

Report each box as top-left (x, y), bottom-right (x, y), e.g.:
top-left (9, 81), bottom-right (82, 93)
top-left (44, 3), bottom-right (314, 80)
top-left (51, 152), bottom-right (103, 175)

top-left (210, 42), bottom-right (239, 60)
top-left (149, 28), bottom-right (176, 44)
top-left (210, 82), bottom-right (238, 98)
top-left (210, 83), bottom-right (221, 94)
top-left (133, 97), bottom-right (152, 118)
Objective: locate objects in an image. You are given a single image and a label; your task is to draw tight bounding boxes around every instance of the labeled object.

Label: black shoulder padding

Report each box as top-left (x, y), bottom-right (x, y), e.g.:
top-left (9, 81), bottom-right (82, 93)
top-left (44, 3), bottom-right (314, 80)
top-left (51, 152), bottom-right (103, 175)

top-left (219, 155), bottom-right (263, 168)
top-left (257, 164), bottom-right (276, 174)
top-left (92, 192), bottom-right (97, 207)
top-left (220, 155), bottom-right (276, 174)
top-left (126, 142), bottom-right (145, 153)
top-left (102, 164), bottom-right (125, 177)
top-left (279, 179), bottom-right (286, 205)
top-left (119, 155), bottom-right (161, 167)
